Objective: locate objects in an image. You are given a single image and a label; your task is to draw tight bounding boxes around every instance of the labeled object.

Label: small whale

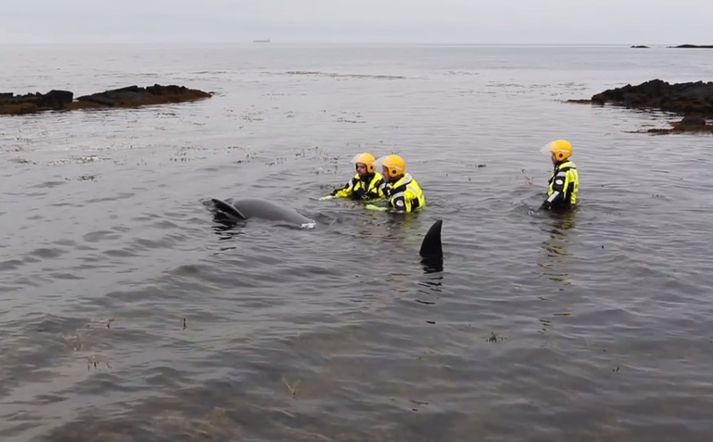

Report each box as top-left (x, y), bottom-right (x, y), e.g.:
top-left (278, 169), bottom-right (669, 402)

top-left (210, 199), bottom-right (443, 271)
top-left (211, 198), bottom-right (316, 229)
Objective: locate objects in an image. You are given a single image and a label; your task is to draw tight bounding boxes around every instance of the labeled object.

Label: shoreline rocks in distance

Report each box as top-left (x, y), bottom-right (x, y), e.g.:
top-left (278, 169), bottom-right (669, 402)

top-left (588, 79), bottom-right (713, 116)
top-left (569, 79), bottom-right (713, 114)
top-left (668, 44), bottom-right (713, 48)
top-left (648, 115), bottom-right (713, 135)
top-left (0, 90), bottom-right (74, 115)
top-left (570, 79), bottom-right (713, 134)
top-left (0, 84), bottom-right (212, 116)
top-left (628, 44), bottom-right (713, 49)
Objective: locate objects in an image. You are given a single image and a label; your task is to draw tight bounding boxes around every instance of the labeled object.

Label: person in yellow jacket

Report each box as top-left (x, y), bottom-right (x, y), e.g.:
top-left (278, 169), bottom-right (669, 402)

top-left (324, 152), bottom-right (385, 201)
top-left (540, 139), bottom-right (579, 211)
top-left (367, 154), bottom-right (426, 213)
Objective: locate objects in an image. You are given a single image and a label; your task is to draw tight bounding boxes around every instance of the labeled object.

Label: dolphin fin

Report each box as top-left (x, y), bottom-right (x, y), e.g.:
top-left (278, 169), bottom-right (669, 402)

top-left (211, 198), bottom-right (247, 220)
top-left (419, 219), bottom-right (443, 260)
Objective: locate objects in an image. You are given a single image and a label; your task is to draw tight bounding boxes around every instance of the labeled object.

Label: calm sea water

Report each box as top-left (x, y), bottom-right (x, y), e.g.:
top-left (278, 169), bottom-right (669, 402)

top-left (1, 44), bottom-right (712, 441)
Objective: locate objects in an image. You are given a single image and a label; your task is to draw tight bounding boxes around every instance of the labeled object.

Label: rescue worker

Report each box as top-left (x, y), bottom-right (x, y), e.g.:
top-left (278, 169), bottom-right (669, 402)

top-left (323, 152), bottom-right (385, 201)
top-left (540, 139), bottom-right (579, 211)
top-left (368, 154), bottom-right (426, 214)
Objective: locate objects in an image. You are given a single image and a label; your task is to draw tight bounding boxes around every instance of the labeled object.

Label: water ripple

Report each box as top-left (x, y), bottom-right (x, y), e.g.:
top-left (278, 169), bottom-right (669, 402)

top-left (2, 44), bottom-right (713, 441)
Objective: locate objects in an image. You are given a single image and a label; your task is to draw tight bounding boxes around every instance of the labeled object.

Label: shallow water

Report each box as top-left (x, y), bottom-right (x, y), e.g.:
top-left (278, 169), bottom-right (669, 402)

top-left (1, 44), bottom-right (713, 441)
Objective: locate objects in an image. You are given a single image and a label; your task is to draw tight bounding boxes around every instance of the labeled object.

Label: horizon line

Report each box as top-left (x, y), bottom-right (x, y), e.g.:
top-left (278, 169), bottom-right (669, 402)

top-left (0, 41), bottom-right (696, 46)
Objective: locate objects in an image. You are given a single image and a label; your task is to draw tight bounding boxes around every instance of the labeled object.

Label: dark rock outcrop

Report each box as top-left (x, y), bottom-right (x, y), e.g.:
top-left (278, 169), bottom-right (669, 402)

top-left (678, 115), bottom-right (707, 126)
top-left (0, 90), bottom-right (73, 115)
top-left (1, 84), bottom-right (211, 115)
top-left (670, 44), bottom-right (713, 49)
top-left (648, 115), bottom-right (713, 134)
top-left (589, 79), bottom-right (713, 116)
top-left (630, 45), bottom-right (649, 48)
top-left (76, 84), bottom-right (211, 108)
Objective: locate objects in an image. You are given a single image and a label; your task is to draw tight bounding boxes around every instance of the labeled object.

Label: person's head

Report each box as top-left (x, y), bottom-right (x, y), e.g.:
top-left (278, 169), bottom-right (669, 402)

top-left (351, 152), bottom-right (376, 178)
top-left (542, 139), bottom-right (573, 165)
top-left (379, 154), bottom-right (406, 182)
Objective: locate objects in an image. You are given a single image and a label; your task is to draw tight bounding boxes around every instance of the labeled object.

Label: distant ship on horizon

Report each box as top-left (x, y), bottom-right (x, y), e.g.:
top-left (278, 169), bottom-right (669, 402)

top-left (252, 39), bottom-right (271, 43)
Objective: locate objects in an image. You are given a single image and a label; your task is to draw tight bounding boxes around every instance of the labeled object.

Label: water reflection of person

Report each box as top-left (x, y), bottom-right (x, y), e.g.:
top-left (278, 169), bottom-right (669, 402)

top-left (538, 210), bottom-right (576, 284)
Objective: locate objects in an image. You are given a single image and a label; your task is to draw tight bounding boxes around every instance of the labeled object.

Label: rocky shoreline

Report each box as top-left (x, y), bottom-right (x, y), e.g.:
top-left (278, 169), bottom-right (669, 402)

top-left (0, 84), bottom-right (211, 116)
top-left (572, 79), bottom-right (713, 134)
top-left (630, 44), bottom-right (713, 49)
top-left (647, 115), bottom-right (713, 135)
top-left (589, 79), bottom-right (713, 115)
top-left (669, 44), bottom-right (713, 49)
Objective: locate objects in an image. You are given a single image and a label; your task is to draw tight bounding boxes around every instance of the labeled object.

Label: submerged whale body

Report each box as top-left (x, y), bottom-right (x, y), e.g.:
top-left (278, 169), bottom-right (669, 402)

top-left (211, 198), bottom-right (316, 229)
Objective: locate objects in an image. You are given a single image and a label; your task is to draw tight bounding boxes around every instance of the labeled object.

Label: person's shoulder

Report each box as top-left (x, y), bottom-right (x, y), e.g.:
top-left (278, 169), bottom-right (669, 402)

top-left (409, 174), bottom-right (423, 186)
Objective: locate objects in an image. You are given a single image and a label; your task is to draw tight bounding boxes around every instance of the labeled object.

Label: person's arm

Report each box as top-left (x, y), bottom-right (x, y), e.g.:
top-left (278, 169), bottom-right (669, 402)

top-left (365, 189), bottom-right (394, 212)
top-left (330, 179), bottom-right (354, 199)
top-left (541, 172), bottom-right (567, 210)
top-left (389, 191), bottom-right (413, 214)
top-left (365, 203), bottom-right (389, 212)
top-left (368, 177), bottom-right (386, 200)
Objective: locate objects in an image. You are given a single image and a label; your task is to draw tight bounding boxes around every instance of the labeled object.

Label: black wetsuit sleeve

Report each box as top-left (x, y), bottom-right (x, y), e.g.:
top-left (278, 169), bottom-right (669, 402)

top-left (541, 172), bottom-right (566, 209)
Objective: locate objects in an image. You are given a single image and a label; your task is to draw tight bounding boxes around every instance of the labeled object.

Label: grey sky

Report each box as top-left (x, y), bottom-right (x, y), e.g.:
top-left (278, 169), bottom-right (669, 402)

top-left (1, 0), bottom-right (711, 44)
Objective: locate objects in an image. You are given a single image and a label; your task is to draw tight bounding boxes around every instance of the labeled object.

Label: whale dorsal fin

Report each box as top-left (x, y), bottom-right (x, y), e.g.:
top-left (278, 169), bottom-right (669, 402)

top-left (419, 219), bottom-right (443, 259)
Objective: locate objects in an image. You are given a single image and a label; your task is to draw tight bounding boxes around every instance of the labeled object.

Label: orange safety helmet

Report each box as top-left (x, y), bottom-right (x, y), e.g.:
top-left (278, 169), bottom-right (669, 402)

top-left (351, 152), bottom-right (376, 173)
top-left (378, 154), bottom-right (406, 178)
top-left (542, 139), bottom-right (573, 162)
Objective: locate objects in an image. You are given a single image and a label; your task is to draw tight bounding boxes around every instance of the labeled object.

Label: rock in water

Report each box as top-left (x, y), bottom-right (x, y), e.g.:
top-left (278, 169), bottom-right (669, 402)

top-left (1, 84), bottom-right (211, 115)
top-left (590, 79), bottom-right (713, 116)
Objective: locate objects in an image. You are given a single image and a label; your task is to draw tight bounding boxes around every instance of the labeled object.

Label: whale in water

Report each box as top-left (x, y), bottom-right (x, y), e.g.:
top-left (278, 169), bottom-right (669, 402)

top-left (210, 198), bottom-right (443, 269)
top-left (210, 198), bottom-right (316, 229)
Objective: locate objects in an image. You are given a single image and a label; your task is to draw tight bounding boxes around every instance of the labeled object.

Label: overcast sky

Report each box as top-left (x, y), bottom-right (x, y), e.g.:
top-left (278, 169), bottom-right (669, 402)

top-left (1, 0), bottom-right (711, 44)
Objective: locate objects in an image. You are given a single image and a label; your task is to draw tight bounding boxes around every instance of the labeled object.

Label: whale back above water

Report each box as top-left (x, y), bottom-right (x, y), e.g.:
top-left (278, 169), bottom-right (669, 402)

top-left (211, 198), bottom-right (316, 228)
